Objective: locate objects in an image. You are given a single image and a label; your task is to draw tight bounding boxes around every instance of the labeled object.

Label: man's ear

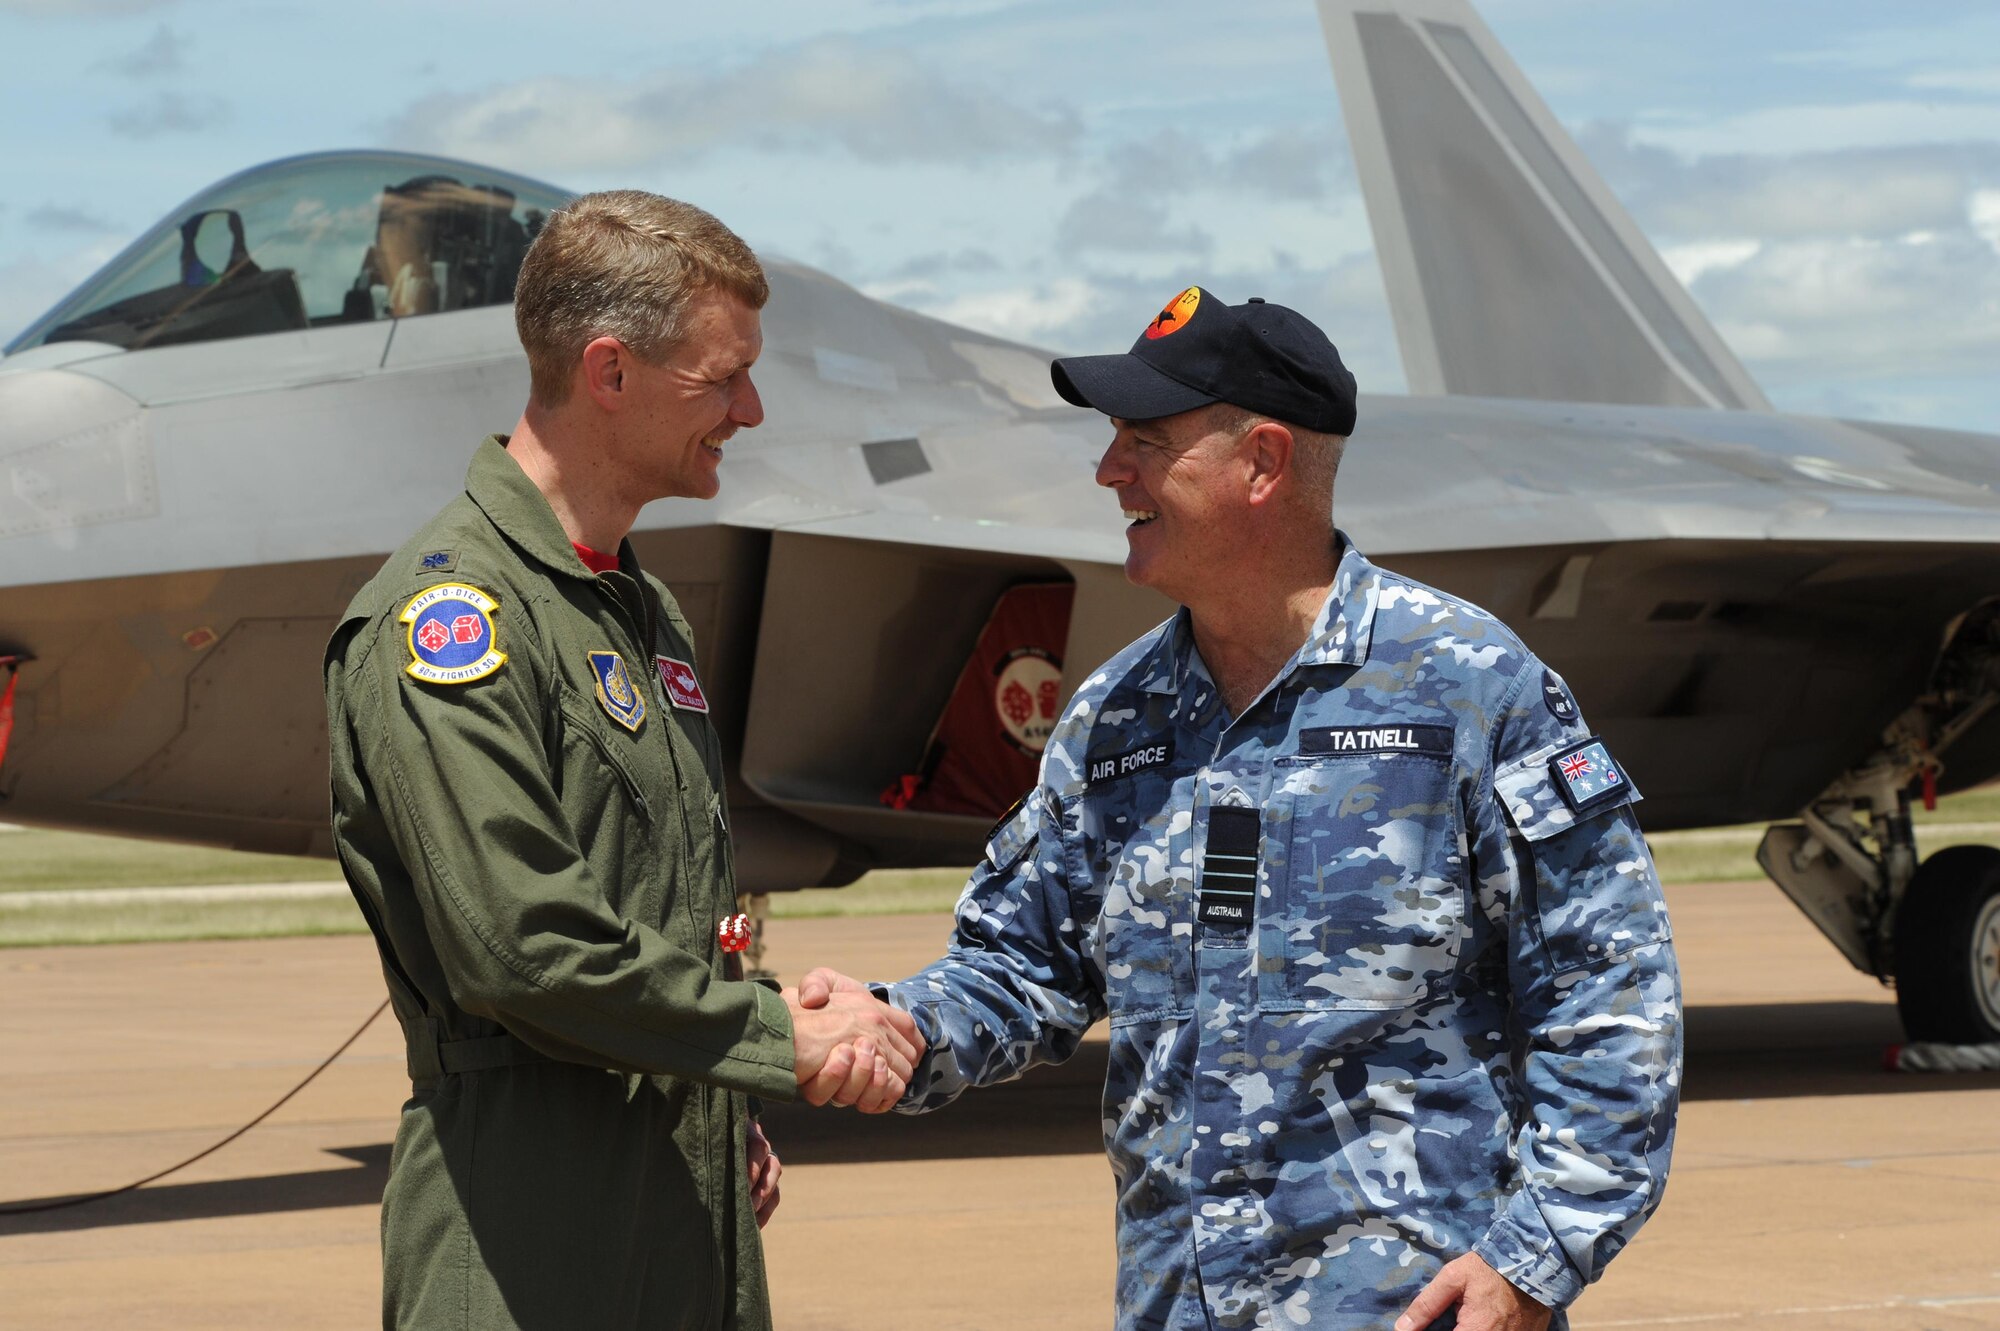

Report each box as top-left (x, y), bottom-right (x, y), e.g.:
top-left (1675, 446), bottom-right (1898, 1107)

top-left (1243, 421), bottom-right (1295, 507)
top-left (579, 336), bottom-right (629, 412)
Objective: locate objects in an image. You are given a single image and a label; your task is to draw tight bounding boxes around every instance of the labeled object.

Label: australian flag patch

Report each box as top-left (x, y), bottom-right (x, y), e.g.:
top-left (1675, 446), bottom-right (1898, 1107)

top-left (1550, 737), bottom-right (1625, 811)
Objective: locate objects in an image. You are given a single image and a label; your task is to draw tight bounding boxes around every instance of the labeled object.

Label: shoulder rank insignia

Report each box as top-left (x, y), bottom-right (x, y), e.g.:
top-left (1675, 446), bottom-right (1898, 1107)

top-left (656, 655), bottom-right (710, 713)
top-left (1550, 737), bottom-right (1625, 812)
top-left (400, 583), bottom-right (505, 685)
top-left (417, 550), bottom-right (457, 573)
top-left (588, 651), bottom-right (647, 731)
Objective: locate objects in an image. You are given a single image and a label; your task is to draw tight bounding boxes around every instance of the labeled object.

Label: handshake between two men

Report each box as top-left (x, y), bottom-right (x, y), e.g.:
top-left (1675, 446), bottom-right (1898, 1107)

top-left (782, 967), bottom-right (920, 1114)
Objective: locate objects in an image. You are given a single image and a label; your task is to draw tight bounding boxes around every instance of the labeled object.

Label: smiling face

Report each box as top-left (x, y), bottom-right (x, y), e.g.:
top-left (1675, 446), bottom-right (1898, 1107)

top-left (613, 287), bottom-right (765, 503)
top-left (1094, 406), bottom-right (1252, 608)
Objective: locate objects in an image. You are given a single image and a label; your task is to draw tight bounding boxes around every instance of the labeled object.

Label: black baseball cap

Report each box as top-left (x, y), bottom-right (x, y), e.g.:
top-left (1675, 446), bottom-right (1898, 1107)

top-left (1050, 286), bottom-right (1358, 435)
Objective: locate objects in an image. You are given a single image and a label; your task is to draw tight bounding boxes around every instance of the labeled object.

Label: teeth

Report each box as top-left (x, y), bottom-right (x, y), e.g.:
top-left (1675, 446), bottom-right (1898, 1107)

top-left (1122, 508), bottom-right (1159, 523)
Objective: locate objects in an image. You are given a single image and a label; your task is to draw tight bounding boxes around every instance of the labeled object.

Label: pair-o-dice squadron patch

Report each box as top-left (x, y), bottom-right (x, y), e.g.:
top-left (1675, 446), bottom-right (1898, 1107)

top-left (401, 583), bottom-right (506, 685)
top-left (588, 651), bottom-right (648, 732)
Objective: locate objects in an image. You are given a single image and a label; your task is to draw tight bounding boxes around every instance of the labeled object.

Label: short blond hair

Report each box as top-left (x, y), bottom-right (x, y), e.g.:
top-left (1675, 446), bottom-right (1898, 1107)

top-left (514, 190), bottom-right (769, 406)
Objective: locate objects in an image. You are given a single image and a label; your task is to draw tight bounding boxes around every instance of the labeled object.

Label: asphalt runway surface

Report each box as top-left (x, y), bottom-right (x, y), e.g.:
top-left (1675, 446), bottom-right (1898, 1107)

top-left (4, 882), bottom-right (1999, 1329)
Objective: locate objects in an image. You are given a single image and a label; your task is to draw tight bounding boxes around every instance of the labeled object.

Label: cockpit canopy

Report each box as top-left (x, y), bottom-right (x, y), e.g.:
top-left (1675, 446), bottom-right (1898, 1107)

top-left (6, 151), bottom-right (573, 355)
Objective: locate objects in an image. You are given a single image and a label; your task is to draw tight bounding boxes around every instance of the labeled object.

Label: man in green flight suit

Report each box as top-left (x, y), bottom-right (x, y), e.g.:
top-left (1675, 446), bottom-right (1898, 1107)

top-left (324, 190), bottom-right (921, 1330)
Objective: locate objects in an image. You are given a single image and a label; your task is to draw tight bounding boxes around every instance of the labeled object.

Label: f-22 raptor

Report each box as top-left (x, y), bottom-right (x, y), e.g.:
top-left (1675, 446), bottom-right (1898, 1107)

top-left (1, 0), bottom-right (1997, 1043)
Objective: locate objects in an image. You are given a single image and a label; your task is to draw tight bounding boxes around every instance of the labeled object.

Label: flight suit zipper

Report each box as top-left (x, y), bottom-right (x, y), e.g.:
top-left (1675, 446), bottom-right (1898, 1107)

top-left (601, 569), bottom-right (728, 1322)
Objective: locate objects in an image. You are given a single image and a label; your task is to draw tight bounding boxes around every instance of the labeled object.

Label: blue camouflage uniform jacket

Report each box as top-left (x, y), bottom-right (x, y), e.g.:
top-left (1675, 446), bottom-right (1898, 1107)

top-left (887, 538), bottom-right (1682, 1330)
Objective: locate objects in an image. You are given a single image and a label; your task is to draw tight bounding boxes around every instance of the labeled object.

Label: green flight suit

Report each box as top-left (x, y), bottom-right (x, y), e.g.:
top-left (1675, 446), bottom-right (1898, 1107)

top-left (324, 436), bottom-right (796, 1330)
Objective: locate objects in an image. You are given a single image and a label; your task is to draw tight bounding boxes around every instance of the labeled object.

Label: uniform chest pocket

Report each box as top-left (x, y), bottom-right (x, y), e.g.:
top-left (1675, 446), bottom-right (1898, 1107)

top-left (556, 688), bottom-right (651, 817)
top-left (1087, 793), bottom-right (1198, 1027)
top-left (1257, 753), bottom-right (1467, 1012)
top-left (553, 688), bottom-right (668, 919)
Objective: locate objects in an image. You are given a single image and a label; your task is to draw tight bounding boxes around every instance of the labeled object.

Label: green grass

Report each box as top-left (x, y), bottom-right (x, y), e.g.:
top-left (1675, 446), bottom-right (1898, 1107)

top-left (0, 827), bottom-right (974, 946)
top-left (6, 778), bottom-right (2000, 946)
top-left (1913, 783), bottom-right (2000, 825)
top-left (770, 868), bottom-right (969, 919)
top-left (0, 894), bottom-right (368, 948)
top-left (0, 827), bottom-right (342, 894)
top-left (1639, 782), bottom-right (2000, 884)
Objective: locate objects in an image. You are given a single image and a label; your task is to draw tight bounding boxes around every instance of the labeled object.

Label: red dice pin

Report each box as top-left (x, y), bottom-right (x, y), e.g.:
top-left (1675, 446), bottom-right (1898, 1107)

top-left (718, 912), bottom-right (753, 954)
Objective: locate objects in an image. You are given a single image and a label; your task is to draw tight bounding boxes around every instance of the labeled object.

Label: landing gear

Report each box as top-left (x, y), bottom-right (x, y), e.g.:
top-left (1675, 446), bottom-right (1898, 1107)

top-left (1757, 599), bottom-right (2000, 1042)
top-left (1892, 846), bottom-right (2000, 1043)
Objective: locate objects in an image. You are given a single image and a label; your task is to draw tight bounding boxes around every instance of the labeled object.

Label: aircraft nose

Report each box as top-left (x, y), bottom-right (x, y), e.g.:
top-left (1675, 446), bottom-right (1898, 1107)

top-left (0, 363), bottom-right (146, 565)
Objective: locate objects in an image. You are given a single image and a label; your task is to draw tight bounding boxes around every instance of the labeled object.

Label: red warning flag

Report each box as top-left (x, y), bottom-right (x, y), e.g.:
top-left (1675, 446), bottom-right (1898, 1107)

top-left (0, 665), bottom-right (18, 775)
top-left (883, 583), bottom-right (1075, 819)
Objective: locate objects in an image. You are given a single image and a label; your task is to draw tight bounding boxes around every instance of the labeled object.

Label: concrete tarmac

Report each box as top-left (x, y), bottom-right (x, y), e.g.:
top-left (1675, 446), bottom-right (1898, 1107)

top-left (3, 881), bottom-right (1998, 1329)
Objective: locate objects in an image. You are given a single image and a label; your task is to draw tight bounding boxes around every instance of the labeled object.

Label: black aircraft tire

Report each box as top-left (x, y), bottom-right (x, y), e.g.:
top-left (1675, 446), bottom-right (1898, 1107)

top-left (1892, 845), bottom-right (2000, 1044)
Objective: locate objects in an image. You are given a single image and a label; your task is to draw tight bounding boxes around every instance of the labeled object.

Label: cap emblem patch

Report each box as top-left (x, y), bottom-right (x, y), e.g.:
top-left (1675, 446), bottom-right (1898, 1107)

top-left (400, 583), bottom-right (505, 685)
top-left (588, 651), bottom-right (647, 731)
top-left (1144, 286), bottom-right (1201, 340)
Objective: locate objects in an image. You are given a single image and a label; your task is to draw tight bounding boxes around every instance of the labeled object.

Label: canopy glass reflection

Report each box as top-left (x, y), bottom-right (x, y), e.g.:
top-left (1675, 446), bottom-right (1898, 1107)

top-left (9, 151), bottom-right (572, 354)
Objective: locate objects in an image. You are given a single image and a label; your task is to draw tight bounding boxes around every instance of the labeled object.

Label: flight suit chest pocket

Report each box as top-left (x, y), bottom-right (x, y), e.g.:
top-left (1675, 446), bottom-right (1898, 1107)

top-left (1086, 778), bottom-right (1198, 1027)
top-left (1259, 751), bottom-right (1467, 1011)
top-left (555, 686), bottom-right (664, 918)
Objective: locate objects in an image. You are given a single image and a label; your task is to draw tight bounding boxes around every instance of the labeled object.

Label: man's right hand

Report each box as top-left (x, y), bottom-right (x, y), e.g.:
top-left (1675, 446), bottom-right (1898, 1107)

top-left (783, 983), bottom-right (923, 1114)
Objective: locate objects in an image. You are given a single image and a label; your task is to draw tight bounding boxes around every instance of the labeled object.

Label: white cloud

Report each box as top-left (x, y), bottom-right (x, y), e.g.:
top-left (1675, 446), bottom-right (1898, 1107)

top-left (1696, 231), bottom-right (2000, 382)
top-left (1633, 101), bottom-right (2000, 157)
top-left (383, 36), bottom-right (1079, 178)
top-left (1973, 190), bottom-right (2000, 255)
top-left (1661, 240), bottom-right (1760, 285)
top-left (903, 278), bottom-right (1100, 348)
top-left (1909, 68), bottom-right (2000, 95)
top-left (1050, 126), bottom-right (1353, 259)
top-left (1578, 123), bottom-right (2000, 242)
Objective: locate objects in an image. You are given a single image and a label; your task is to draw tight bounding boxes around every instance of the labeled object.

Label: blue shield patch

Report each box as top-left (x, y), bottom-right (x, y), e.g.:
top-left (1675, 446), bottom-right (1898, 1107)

top-left (399, 584), bottom-right (505, 685)
top-left (587, 651), bottom-right (647, 732)
top-left (1550, 737), bottom-right (1625, 811)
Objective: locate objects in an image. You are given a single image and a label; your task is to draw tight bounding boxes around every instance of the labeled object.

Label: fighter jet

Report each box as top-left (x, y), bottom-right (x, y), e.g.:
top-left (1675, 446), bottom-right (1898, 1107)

top-left (2, 0), bottom-right (1997, 1044)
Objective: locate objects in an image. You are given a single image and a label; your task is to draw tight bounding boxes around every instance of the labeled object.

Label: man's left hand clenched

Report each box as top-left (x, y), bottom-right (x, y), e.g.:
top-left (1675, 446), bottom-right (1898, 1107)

top-left (746, 1119), bottom-right (781, 1228)
top-left (1396, 1253), bottom-right (1551, 1331)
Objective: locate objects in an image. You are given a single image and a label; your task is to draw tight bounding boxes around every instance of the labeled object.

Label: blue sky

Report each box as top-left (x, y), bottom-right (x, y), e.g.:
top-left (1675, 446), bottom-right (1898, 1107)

top-left (4, 0), bottom-right (1998, 430)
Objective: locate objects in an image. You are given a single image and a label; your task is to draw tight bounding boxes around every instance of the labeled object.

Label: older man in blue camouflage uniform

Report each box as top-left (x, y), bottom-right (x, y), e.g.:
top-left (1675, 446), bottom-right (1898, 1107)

top-left (803, 288), bottom-right (1682, 1330)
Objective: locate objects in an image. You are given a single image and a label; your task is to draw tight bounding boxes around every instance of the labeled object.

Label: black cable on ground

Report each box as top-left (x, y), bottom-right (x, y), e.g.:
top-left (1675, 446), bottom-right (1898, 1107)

top-left (0, 998), bottom-right (391, 1216)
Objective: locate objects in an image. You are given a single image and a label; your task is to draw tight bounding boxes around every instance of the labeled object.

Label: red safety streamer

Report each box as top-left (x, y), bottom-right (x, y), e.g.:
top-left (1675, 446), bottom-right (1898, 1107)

top-left (0, 665), bottom-right (18, 774)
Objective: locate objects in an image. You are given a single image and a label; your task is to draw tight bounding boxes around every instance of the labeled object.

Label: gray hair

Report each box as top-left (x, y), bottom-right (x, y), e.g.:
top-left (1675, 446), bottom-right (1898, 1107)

top-left (1210, 404), bottom-right (1346, 500)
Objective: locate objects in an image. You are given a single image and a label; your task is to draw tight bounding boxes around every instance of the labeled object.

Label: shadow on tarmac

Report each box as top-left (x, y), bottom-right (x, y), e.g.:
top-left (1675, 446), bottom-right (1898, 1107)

top-left (4, 1000), bottom-right (1995, 1231)
top-left (0, 1144), bottom-right (389, 1236)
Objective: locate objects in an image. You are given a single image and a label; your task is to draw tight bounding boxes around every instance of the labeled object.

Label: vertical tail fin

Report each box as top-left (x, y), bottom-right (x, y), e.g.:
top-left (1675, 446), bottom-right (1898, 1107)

top-left (1317, 0), bottom-right (1770, 410)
